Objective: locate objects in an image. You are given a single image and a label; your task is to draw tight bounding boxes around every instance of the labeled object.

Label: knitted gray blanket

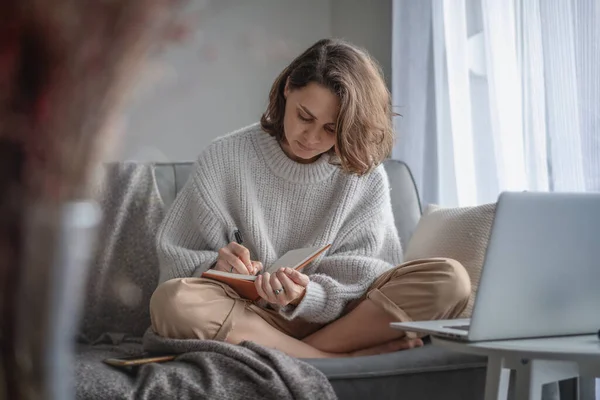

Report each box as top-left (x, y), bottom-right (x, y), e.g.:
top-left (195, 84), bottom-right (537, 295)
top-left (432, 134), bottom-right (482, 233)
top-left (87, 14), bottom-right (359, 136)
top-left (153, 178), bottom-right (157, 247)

top-left (140, 329), bottom-right (337, 400)
top-left (76, 330), bottom-right (336, 400)
top-left (76, 162), bottom-right (336, 400)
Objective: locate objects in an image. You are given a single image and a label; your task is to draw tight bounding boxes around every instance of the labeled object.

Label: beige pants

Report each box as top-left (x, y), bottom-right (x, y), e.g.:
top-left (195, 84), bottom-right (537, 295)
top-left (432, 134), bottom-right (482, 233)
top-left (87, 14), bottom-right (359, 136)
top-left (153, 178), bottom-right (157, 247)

top-left (149, 258), bottom-right (471, 341)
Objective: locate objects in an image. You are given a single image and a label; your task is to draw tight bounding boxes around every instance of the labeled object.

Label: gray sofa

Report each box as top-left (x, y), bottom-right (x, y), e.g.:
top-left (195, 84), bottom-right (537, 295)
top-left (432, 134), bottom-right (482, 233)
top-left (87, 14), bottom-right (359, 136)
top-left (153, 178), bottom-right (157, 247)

top-left (78, 159), bottom-right (585, 399)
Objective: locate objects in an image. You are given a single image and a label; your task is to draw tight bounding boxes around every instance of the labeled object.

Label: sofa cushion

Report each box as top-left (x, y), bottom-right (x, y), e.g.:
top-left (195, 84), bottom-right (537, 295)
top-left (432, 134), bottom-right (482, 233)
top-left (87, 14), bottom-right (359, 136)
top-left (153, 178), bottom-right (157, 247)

top-left (306, 342), bottom-right (486, 379)
top-left (154, 162), bottom-right (195, 210)
top-left (305, 343), bottom-right (487, 399)
top-left (383, 159), bottom-right (422, 248)
top-left (154, 164), bottom-right (178, 210)
top-left (404, 203), bottom-right (496, 318)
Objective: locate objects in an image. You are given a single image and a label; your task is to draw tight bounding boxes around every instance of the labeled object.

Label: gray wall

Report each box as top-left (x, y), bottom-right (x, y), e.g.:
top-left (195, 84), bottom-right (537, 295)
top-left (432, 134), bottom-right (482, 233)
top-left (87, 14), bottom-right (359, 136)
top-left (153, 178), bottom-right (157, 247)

top-left (331, 0), bottom-right (392, 89)
top-left (118, 0), bottom-right (392, 162)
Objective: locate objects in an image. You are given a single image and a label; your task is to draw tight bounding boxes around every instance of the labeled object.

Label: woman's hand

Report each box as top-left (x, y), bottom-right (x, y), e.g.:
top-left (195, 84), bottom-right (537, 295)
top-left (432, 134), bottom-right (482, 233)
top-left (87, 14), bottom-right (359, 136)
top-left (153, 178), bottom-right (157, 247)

top-left (255, 268), bottom-right (310, 306)
top-left (214, 242), bottom-right (262, 275)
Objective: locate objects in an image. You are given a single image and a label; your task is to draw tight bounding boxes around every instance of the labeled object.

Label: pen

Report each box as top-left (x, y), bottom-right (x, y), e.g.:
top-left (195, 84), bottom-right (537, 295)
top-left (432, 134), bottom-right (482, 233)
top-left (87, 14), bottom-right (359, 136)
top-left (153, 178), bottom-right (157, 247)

top-left (234, 229), bottom-right (244, 245)
top-left (234, 229), bottom-right (259, 275)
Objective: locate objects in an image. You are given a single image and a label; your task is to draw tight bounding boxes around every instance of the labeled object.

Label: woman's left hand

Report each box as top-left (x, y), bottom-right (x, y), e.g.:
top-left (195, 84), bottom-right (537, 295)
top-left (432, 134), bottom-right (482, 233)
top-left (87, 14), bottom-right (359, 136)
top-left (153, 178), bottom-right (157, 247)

top-left (255, 268), bottom-right (309, 306)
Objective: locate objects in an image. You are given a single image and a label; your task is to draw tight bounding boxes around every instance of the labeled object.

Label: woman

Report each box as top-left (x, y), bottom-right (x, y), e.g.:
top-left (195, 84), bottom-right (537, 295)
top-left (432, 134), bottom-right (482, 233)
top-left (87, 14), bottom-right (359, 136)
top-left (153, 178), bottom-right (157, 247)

top-left (150, 38), bottom-right (470, 358)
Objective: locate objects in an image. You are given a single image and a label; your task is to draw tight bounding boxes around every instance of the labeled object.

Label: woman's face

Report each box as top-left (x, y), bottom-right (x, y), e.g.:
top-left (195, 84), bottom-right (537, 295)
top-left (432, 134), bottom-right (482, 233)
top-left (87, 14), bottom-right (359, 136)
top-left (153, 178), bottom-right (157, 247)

top-left (281, 81), bottom-right (339, 163)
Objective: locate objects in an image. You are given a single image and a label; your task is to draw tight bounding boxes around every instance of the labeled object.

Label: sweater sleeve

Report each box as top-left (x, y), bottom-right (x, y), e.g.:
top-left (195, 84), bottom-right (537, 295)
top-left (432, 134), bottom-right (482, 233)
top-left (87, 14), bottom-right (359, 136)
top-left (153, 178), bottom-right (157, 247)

top-left (156, 160), bottom-right (227, 284)
top-left (280, 186), bottom-right (404, 324)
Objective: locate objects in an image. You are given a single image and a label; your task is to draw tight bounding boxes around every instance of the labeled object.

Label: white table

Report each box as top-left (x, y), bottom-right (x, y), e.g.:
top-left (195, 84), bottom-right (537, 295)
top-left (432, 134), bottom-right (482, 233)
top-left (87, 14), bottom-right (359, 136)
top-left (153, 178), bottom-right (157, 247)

top-left (431, 334), bottom-right (600, 400)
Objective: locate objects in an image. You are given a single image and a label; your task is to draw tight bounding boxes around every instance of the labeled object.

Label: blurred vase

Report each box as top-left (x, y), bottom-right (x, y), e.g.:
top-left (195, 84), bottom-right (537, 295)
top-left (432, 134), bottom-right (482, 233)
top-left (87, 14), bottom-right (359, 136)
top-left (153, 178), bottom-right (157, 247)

top-left (14, 201), bottom-right (101, 399)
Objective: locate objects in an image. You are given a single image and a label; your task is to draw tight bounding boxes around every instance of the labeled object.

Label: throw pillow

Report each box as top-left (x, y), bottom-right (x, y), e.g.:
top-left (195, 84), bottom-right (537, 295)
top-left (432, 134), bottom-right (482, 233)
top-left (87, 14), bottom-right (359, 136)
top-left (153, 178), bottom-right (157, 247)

top-left (404, 203), bottom-right (496, 318)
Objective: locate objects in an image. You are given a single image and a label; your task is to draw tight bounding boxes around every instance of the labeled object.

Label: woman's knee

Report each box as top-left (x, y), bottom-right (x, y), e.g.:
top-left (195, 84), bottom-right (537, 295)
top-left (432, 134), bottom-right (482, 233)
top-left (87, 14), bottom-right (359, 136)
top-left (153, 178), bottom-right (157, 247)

top-left (374, 258), bottom-right (471, 320)
top-left (150, 278), bottom-right (242, 340)
top-left (434, 258), bottom-right (471, 307)
top-left (149, 279), bottom-right (191, 338)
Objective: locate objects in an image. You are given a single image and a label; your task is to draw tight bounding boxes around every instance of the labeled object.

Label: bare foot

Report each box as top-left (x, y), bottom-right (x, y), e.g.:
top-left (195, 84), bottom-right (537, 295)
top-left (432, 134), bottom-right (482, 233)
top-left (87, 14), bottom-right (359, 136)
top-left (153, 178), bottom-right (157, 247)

top-left (349, 337), bottom-right (424, 357)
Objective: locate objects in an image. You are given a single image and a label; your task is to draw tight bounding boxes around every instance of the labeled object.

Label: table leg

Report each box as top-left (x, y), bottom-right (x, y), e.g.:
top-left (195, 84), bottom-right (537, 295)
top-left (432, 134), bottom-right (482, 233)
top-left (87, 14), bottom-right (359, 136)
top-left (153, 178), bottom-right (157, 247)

top-left (515, 360), bottom-right (541, 400)
top-left (573, 363), bottom-right (599, 400)
top-left (484, 355), bottom-right (510, 400)
top-left (514, 359), bottom-right (579, 400)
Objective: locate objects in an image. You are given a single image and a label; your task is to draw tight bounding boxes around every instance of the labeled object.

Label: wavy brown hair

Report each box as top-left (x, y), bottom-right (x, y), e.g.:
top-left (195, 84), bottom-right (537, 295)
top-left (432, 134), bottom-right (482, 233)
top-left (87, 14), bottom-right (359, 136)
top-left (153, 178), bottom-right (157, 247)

top-left (260, 38), bottom-right (394, 176)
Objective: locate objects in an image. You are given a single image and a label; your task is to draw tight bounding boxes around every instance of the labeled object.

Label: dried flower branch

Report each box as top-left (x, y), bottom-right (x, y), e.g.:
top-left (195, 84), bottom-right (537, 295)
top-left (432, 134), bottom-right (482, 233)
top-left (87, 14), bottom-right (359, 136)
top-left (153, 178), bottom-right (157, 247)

top-left (0, 0), bottom-right (189, 398)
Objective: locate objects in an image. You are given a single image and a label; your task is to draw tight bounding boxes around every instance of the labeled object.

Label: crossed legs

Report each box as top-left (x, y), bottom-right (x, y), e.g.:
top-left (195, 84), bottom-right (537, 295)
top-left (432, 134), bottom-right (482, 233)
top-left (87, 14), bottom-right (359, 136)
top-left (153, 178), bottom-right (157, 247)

top-left (150, 258), bottom-right (471, 358)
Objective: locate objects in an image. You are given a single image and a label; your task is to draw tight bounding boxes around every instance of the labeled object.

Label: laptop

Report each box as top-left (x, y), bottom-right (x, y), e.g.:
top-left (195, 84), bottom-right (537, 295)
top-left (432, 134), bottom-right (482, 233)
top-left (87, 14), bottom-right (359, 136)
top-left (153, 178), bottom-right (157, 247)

top-left (391, 191), bottom-right (600, 342)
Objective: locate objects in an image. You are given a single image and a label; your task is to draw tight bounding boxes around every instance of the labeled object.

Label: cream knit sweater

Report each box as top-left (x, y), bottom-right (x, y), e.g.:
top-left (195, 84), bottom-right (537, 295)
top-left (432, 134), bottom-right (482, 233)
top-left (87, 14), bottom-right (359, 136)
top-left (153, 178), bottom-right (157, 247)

top-left (157, 123), bottom-right (403, 323)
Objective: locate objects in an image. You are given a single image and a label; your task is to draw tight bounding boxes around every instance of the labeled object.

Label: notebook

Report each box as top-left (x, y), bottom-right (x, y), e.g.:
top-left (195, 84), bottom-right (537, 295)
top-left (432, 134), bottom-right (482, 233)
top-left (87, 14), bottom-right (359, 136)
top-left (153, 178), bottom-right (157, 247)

top-left (201, 244), bottom-right (331, 300)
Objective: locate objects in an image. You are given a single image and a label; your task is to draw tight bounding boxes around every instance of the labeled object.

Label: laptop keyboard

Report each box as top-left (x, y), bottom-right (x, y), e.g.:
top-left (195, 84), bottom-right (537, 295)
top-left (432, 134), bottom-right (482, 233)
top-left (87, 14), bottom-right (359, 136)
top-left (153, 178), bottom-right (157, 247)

top-left (444, 325), bottom-right (470, 331)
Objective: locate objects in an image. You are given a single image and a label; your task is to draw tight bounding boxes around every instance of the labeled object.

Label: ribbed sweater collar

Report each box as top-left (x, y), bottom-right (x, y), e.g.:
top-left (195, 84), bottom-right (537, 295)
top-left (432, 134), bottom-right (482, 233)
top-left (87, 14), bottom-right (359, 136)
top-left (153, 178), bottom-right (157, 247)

top-left (252, 129), bottom-right (337, 184)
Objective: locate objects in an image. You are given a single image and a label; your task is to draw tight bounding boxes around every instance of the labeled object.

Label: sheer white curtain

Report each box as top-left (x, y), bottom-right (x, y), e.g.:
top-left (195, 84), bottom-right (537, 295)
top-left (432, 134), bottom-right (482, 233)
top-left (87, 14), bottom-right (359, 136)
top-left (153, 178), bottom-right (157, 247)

top-left (392, 0), bottom-right (600, 208)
